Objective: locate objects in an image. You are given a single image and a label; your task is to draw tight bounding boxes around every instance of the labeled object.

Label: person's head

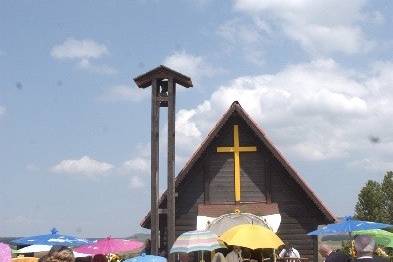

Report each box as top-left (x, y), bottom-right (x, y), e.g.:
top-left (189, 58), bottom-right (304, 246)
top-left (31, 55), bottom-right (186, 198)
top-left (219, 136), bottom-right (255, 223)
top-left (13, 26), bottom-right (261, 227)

top-left (242, 249), bottom-right (251, 260)
top-left (144, 239), bottom-right (151, 249)
top-left (159, 248), bottom-right (167, 258)
top-left (39, 255), bottom-right (49, 262)
top-left (92, 254), bottom-right (107, 262)
top-left (179, 253), bottom-right (189, 262)
top-left (47, 246), bottom-right (75, 262)
top-left (281, 243), bottom-right (292, 252)
top-left (319, 244), bottom-right (332, 258)
top-left (354, 235), bottom-right (375, 257)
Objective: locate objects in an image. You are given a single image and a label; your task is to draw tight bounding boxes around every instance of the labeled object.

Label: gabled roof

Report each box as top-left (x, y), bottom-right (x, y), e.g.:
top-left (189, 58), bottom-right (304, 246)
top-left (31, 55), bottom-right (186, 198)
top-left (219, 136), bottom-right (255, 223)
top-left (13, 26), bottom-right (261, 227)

top-left (134, 65), bottom-right (193, 88)
top-left (140, 101), bottom-right (336, 228)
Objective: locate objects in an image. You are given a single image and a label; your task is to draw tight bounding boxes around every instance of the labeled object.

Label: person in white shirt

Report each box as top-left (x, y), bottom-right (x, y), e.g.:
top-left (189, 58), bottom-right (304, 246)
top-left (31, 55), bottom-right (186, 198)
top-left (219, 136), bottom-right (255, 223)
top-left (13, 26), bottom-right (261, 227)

top-left (279, 245), bottom-right (300, 262)
top-left (226, 246), bottom-right (242, 262)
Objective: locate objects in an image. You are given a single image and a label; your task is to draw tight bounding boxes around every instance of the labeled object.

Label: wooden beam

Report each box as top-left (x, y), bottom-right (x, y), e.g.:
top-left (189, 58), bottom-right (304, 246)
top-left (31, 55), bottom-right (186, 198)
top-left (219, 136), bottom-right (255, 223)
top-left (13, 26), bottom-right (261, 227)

top-left (265, 157), bottom-right (272, 204)
top-left (167, 77), bottom-right (176, 262)
top-left (313, 236), bottom-right (318, 262)
top-left (151, 78), bottom-right (160, 255)
top-left (158, 209), bottom-right (168, 214)
top-left (203, 163), bottom-right (210, 204)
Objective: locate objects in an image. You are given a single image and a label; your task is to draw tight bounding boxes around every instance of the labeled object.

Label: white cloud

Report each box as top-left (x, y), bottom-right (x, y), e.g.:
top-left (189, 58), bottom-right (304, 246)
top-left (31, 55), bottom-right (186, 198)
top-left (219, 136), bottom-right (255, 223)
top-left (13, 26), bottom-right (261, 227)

top-left (51, 38), bottom-right (116, 74)
top-left (129, 176), bottom-right (144, 189)
top-left (285, 24), bottom-right (369, 55)
top-left (231, 0), bottom-right (375, 55)
top-left (163, 50), bottom-right (221, 81)
top-left (368, 11), bottom-right (385, 25)
top-left (349, 158), bottom-right (393, 173)
top-left (120, 144), bottom-right (150, 189)
top-left (98, 85), bottom-right (148, 102)
top-left (77, 59), bottom-right (117, 75)
top-left (217, 18), bottom-right (267, 65)
top-left (0, 105), bottom-right (5, 116)
top-left (51, 156), bottom-right (113, 177)
top-left (173, 59), bottom-right (393, 165)
top-left (51, 38), bottom-right (108, 59)
top-left (123, 157), bottom-right (149, 173)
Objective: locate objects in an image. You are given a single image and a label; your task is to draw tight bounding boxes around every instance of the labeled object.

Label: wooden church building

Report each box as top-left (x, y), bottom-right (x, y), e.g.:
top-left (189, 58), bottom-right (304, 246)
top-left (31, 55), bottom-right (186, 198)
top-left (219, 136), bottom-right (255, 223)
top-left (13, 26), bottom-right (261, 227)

top-left (141, 101), bottom-right (335, 261)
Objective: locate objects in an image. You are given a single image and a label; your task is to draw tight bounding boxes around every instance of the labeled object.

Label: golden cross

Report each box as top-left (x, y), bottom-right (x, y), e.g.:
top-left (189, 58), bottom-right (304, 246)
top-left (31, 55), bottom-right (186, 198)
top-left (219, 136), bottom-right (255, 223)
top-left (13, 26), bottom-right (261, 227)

top-left (217, 125), bottom-right (257, 202)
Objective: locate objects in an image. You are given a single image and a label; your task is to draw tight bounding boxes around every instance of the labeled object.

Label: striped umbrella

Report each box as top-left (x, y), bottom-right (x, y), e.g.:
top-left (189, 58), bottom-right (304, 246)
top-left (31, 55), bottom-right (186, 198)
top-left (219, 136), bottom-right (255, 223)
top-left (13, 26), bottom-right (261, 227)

top-left (170, 230), bottom-right (225, 254)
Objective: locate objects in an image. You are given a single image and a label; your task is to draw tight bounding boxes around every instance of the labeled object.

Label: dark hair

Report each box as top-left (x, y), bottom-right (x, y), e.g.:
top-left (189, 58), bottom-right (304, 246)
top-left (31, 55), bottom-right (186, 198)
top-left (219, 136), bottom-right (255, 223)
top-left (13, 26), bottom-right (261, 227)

top-left (49, 246), bottom-right (70, 255)
top-left (242, 249), bottom-right (251, 260)
top-left (92, 254), bottom-right (107, 262)
top-left (39, 255), bottom-right (49, 262)
top-left (284, 247), bottom-right (294, 258)
top-left (47, 246), bottom-right (75, 262)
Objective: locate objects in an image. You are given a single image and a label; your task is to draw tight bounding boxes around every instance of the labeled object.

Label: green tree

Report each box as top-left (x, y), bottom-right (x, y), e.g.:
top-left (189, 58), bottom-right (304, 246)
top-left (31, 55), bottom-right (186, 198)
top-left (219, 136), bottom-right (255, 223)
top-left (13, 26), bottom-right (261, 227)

top-left (381, 171), bottom-right (393, 223)
top-left (354, 180), bottom-right (385, 222)
top-left (354, 171), bottom-right (393, 224)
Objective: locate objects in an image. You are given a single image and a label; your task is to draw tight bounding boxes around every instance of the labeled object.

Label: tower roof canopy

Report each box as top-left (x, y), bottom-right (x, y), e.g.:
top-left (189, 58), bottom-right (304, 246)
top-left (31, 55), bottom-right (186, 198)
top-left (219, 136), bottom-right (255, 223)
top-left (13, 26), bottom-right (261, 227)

top-left (134, 65), bottom-right (193, 88)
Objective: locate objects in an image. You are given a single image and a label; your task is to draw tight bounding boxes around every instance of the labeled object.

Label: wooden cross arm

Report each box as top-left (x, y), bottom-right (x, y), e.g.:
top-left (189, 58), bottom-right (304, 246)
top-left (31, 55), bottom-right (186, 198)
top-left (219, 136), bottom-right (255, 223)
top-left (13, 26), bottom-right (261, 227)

top-left (217, 146), bottom-right (257, 153)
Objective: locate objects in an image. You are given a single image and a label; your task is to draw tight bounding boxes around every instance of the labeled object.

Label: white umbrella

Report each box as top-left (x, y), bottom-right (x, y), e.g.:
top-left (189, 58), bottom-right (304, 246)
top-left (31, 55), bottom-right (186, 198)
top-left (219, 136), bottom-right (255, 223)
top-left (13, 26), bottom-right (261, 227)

top-left (73, 252), bottom-right (91, 258)
top-left (15, 245), bottom-right (90, 258)
top-left (15, 245), bottom-right (51, 253)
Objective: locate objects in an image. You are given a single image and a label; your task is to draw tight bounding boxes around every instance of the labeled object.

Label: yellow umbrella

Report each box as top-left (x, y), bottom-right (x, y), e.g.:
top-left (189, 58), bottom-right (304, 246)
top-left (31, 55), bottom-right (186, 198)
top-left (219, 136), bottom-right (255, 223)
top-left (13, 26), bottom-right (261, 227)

top-left (219, 224), bottom-right (284, 250)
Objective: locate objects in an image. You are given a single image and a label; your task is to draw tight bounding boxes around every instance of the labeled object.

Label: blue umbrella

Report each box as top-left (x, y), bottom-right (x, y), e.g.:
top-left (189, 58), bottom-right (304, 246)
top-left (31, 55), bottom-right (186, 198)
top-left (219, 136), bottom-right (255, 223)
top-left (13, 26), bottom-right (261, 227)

top-left (11, 228), bottom-right (91, 247)
top-left (307, 217), bottom-right (393, 236)
top-left (124, 254), bottom-right (166, 262)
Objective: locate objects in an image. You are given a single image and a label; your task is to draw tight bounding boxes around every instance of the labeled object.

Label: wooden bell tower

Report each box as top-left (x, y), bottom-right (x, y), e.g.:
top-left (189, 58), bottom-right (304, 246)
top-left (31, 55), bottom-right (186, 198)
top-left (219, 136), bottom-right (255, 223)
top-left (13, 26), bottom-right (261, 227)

top-left (134, 66), bottom-right (193, 258)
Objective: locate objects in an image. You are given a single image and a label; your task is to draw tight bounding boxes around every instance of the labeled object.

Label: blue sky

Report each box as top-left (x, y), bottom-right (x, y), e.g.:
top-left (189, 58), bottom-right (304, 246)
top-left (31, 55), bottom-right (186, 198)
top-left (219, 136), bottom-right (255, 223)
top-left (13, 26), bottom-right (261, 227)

top-left (1, 0), bottom-right (393, 237)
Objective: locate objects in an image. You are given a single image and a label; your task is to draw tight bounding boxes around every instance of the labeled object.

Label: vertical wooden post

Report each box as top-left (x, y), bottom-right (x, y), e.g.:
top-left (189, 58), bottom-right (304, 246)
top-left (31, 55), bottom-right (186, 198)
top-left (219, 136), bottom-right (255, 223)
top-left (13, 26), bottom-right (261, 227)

top-left (167, 77), bottom-right (176, 262)
top-left (313, 236), bottom-right (318, 262)
top-left (151, 78), bottom-right (160, 255)
top-left (265, 157), bottom-right (272, 204)
top-left (134, 65), bottom-right (193, 258)
top-left (203, 162), bottom-right (210, 204)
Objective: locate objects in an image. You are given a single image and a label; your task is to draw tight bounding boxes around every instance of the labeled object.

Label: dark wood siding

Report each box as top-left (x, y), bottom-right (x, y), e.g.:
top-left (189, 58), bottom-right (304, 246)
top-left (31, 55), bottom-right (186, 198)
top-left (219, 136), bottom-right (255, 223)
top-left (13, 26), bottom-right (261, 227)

top-left (175, 163), bottom-right (204, 236)
top-left (157, 111), bottom-right (331, 261)
top-left (270, 156), bottom-right (327, 261)
top-left (207, 116), bottom-right (267, 203)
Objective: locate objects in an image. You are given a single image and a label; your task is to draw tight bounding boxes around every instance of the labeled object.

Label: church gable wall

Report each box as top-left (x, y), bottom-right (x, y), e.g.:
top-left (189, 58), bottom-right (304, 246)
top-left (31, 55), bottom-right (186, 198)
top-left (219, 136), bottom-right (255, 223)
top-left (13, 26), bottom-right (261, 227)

top-left (271, 157), bottom-right (328, 260)
top-left (150, 105), bottom-right (334, 262)
top-left (206, 114), bottom-right (267, 203)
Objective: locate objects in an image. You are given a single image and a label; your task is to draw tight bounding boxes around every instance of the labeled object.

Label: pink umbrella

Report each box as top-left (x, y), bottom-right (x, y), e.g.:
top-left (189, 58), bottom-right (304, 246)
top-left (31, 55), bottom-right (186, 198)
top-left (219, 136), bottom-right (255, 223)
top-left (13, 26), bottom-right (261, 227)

top-left (74, 237), bottom-right (143, 255)
top-left (0, 243), bottom-right (11, 262)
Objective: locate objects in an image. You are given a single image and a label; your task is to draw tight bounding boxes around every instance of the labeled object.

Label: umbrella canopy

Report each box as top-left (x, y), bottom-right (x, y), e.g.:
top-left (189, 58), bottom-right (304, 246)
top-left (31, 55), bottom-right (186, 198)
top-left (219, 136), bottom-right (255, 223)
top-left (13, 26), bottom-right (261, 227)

top-left (307, 217), bottom-right (392, 236)
top-left (0, 243), bottom-right (11, 262)
top-left (14, 245), bottom-right (90, 258)
top-left (11, 228), bottom-right (91, 247)
top-left (219, 224), bottom-right (284, 250)
top-left (208, 213), bottom-right (271, 236)
top-left (15, 245), bottom-right (51, 253)
top-left (353, 229), bottom-right (393, 248)
top-left (124, 254), bottom-right (166, 262)
top-left (170, 230), bottom-right (225, 254)
top-left (74, 237), bottom-right (143, 255)
top-left (73, 252), bottom-right (91, 258)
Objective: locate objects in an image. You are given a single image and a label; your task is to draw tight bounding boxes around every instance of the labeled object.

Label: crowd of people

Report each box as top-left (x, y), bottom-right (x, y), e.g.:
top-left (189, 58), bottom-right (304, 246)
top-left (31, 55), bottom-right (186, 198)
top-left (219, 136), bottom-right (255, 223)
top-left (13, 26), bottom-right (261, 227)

top-left (210, 235), bottom-right (389, 262)
top-left (37, 247), bottom-right (108, 262)
top-left (318, 235), bottom-right (390, 262)
top-left (10, 234), bottom-right (391, 262)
